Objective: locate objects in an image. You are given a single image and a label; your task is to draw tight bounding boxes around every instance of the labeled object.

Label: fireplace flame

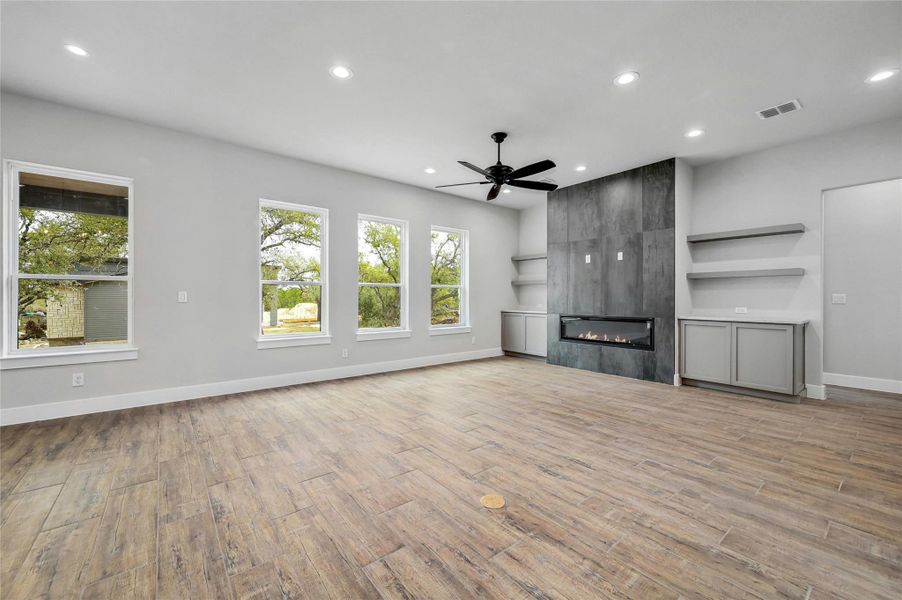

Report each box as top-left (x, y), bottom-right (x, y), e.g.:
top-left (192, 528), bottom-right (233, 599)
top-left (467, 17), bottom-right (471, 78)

top-left (576, 331), bottom-right (631, 344)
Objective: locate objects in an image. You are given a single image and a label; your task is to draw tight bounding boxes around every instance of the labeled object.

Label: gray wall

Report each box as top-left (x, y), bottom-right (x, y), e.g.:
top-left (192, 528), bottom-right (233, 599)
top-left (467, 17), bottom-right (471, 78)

top-left (688, 118), bottom-right (902, 390)
top-left (823, 178), bottom-right (902, 383)
top-left (547, 158), bottom-right (675, 384)
top-left (0, 93), bottom-right (520, 411)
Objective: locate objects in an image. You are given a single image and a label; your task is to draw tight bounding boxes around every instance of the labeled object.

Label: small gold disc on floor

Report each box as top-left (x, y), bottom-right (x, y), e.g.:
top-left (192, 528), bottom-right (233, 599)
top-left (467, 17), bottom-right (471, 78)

top-left (480, 494), bottom-right (505, 509)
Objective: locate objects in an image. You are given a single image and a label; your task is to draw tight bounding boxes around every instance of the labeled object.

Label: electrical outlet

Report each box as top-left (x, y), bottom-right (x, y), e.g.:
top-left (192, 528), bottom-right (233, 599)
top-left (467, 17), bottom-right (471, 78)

top-left (341, 348), bottom-right (349, 358)
top-left (734, 307), bottom-right (748, 314)
top-left (177, 291), bottom-right (188, 303)
top-left (585, 254), bottom-right (591, 264)
top-left (616, 251), bottom-right (623, 261)
top-left (831, 293), bottom-right (847, 305)
top-left (72, 373), bottom-right (84, 387)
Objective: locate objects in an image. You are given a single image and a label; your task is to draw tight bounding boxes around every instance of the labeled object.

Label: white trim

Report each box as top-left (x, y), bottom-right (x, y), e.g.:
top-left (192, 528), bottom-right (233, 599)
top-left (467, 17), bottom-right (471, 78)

top-left (1, 346), bottom-right (138, 370)
top-left (357, 214), bottom-right (409, 332)
top-left (18, 273), bottom-right (128, 282)
top-left (258, 199), bottom-right (329, 342)
top-left (805, 384), bottom-right (826, 400)
top-left (429, 325), bottom-right (471, 336)
top-left (0, 347), bottom-right (503, 425)
top-left (356, 328), bottom-right (412, 341)
top-left (257, 335), bottom-right (332, 349)
top-left (822, 372), bottom-right (902, 394)
top-left (2, 160), bottom-right (135, 363)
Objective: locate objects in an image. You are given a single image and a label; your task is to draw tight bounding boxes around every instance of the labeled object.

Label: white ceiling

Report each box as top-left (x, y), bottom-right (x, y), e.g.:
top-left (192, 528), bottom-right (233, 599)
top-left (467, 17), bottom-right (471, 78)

top-left (2, 1), bottom-right (900, 209)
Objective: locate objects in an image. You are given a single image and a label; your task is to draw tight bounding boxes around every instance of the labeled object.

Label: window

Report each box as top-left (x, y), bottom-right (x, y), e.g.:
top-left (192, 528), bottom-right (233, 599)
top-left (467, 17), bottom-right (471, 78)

top-left (2, 160), bottom-right (135, 368)
top-left (357, 215), bottom-right (409, 339)
top-left (430, 226), bottom-right (469, 333)
top-left (258, 200), bottom-right (329, 348)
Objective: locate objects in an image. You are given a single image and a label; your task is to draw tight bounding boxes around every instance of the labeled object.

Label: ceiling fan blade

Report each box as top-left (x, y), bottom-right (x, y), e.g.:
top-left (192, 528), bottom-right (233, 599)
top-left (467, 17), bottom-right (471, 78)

top-left (458, 161), bottom-right (491, 177)
top-left (434, 181), bottom-right (491, 188)
top-left (486, 184), bottom-right (502, 201)
top-left (508, 159), bottom-right (556, 180)
top-left (507, 180), bottom-right (558, 192)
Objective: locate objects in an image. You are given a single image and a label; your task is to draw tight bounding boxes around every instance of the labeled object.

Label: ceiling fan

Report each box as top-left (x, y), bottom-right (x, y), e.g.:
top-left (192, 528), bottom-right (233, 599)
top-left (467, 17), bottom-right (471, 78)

top-left (436, 132), bottom-right (558, 201)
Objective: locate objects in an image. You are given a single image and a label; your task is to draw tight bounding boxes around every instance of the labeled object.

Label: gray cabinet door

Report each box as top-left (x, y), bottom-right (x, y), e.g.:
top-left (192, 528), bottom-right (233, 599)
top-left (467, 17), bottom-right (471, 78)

top-left (731, 323), bottom-right (794, 394)
top-left (501, 313), bottom-right (526, 353)
top-left (524, 315), bottom-right (547, 357)
top-left (681, 320), bottom-right (732, 384)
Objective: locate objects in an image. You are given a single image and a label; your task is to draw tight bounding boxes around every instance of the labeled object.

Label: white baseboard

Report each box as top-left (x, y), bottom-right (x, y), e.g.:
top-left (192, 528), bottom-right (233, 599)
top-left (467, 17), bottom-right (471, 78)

top-left (822, 372), bottom-right (902, 394)
top-left (804, 384), bottom-right (826, 400)
top-left (0, 347), bottom-right (503, 426)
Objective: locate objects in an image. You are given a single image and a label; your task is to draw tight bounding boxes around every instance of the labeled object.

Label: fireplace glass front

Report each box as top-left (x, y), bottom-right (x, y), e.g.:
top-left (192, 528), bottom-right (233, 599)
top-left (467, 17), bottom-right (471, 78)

top-left (560, 316), bottom-right (654, 351)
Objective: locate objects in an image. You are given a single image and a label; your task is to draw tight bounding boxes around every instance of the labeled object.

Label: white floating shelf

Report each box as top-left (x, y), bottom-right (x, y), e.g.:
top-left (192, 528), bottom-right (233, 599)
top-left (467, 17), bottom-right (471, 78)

top-left (686, 268), bottom-right (805, 280)
top-left (511, 277), bottom-right (547, 286)
top-left (511, 253), bottom-right (547, 262)
top-left (687, 223), bottom-right (805, 244)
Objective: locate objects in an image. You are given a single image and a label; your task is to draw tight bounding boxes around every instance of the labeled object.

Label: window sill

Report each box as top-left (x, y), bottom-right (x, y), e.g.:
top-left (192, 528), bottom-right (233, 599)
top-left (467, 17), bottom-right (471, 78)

top-left (257, 335), bottom-right (332, 349)
top-left (429, 325), bottom-right (472, 336)
top-left (356, 329), bottom-right (412, 341)
top-left (0, 347), bottom-right (139, 370)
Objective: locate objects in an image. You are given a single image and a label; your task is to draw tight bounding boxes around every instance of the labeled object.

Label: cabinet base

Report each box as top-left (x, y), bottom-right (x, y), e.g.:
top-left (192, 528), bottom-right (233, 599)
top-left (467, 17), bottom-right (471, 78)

top-left (682, 378), bottom-right (802, 404)
top-left (503, 351), bottom-right (547, 361)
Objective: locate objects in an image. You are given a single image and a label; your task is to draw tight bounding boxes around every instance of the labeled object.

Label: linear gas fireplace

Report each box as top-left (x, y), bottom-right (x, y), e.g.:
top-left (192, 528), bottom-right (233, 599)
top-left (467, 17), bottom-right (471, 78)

top-left (560, 316), bottom-right (655, 351)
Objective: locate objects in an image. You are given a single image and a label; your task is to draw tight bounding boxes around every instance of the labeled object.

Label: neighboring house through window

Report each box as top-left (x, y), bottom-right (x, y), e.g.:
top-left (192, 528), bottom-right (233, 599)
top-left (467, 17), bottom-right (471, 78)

top-left (1, 160), bottom-right (135, 369)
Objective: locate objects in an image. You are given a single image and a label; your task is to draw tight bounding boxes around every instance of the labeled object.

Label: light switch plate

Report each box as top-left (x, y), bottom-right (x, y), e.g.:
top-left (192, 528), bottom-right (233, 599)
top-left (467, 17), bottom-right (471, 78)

top-left (177, 291), bottom-right (189, 303)
top-left (616, 251), bottom-right (623, 261)
top-left (585, 254), bottom-right (591, 264)
top-left (832, 293), bottom-right (847, 305)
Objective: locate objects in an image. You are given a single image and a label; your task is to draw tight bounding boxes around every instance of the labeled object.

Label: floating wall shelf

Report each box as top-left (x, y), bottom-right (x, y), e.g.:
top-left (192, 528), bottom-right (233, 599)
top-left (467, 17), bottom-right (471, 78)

top-left (511, 253), bottom-right (547, 262)
top-left (511, 277), bottom-right (547, 286)
top-left (686, 268), bottom-right (805, 280)
top-left (687, 223), bottom-right (805, 244)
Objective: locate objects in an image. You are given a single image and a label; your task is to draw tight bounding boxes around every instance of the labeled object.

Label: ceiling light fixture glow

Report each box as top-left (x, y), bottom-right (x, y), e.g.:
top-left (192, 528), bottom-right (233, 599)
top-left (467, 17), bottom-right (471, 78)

top-left (867, 69), bottom-right (899, 83)
top-left (574, 165), bottom-right (587, 172)
top-left (329, 65), bottom-right (353, 79)
top-left (64, 44), bottom-right (89, 57)
top-left (614, 71), bottom-right (639, 86)
top-left (424, 167), bottom-right (436, 174)
top-left (685, 129), bottom-right (705, 138)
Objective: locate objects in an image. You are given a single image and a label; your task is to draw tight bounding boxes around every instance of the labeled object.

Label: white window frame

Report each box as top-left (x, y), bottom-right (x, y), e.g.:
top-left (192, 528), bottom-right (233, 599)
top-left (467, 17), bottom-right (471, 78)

top-left (356, 214), bottom-right (410, 341)
top-left (429, 225), bottom-right (470, 335)
top-left (257, 199), bottom-right (330, 349)
top-left (1, 159), bottom-right (137, 370)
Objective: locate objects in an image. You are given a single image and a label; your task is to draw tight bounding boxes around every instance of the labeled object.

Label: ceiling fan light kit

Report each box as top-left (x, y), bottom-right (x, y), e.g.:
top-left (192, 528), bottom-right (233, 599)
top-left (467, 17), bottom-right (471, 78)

top-left (435, 132), bottom-right (558, 201)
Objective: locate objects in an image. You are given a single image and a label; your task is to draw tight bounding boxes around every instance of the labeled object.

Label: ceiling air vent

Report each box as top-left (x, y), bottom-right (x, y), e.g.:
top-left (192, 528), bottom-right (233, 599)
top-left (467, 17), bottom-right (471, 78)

top-left (757, 99), bottom-right (802, 119)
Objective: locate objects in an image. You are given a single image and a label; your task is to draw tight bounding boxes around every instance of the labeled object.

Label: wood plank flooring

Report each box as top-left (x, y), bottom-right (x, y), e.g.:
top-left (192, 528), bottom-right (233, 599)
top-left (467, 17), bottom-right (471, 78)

top-left (2, 357), bottom-right (901, 599)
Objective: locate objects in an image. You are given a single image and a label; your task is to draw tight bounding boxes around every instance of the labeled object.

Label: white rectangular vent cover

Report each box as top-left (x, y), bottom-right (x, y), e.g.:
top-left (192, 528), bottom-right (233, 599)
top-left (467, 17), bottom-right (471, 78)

top-left (757, 99), bottom-right (802, 119)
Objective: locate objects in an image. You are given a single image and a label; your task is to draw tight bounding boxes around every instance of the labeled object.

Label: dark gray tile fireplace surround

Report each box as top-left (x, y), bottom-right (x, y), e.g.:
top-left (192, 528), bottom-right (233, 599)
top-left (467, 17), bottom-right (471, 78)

top-left (547, 158), bottom-right (675, 384)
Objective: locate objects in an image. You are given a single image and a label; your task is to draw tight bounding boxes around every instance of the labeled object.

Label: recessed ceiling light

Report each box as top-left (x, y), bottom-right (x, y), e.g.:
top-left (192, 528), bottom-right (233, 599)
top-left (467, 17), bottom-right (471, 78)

top-left (64, 44), bottom-right (89, 57)
top-left (329, 65), bottom-right (353, 79)
top-left (424, 167), bottom-right (436, 174)
top-left (685, 129), bottom-right (705, 138)
top-left (502, 189), bottom-right (511, 194)
top-left (867, 69), bottom-right (899, 83)
top-left (574, 165), bottom-right (587, 172)
top-left (614, 71), bottom-right (639, 86)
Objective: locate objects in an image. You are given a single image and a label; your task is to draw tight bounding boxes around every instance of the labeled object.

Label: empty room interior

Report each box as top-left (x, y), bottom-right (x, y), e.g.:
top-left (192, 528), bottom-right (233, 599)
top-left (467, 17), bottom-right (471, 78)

top-left (2, 1), bottom-right (902, 599)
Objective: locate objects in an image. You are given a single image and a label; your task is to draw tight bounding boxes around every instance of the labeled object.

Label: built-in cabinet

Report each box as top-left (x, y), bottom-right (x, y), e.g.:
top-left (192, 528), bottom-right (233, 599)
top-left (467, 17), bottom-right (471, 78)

top-left (501, 311), bottom-right (547, 357)
top-left (680, 318), bottom-right (806, 399)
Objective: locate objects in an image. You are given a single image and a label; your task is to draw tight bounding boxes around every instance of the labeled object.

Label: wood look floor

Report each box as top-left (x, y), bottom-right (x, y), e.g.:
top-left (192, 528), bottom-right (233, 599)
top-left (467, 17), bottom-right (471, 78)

top-left (2, 357), bottom-right (901, 600)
